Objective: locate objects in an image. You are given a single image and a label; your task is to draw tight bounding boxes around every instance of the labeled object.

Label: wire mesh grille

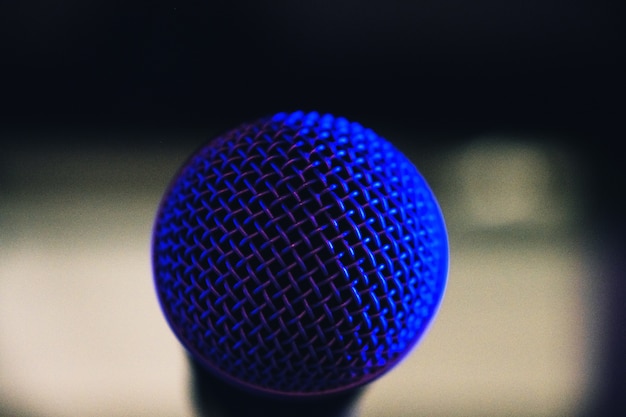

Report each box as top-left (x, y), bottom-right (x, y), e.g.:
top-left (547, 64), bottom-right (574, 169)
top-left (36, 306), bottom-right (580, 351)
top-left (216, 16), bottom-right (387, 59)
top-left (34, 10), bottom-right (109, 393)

top-left (152, 111), bottom-right (448, 396)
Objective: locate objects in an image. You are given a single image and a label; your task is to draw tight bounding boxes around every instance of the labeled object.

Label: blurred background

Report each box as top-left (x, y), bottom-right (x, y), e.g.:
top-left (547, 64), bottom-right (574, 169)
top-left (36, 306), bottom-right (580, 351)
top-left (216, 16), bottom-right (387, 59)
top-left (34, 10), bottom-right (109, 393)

top-left (0, 1), bottom-right (624, 416)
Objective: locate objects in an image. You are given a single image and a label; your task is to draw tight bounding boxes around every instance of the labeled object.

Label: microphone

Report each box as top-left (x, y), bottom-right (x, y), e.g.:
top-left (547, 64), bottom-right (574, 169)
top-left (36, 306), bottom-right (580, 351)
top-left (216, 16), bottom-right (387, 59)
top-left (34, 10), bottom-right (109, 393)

top-left (152, 111), bottom-right (449, 402)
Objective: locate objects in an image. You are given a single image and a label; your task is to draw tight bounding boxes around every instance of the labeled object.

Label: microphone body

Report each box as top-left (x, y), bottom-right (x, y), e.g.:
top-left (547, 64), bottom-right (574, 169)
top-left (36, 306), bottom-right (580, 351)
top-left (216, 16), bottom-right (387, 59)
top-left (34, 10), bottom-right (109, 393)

top-left (152, 111), bottom-right (448, 398)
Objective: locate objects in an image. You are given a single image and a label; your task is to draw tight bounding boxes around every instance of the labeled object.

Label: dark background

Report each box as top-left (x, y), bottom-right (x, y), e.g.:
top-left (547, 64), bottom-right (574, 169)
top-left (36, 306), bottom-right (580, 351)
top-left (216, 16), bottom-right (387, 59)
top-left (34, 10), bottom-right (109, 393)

top-left (1, 1), bottom-right (624, 137)
top-left (1, 1), bottom-right (625, 415)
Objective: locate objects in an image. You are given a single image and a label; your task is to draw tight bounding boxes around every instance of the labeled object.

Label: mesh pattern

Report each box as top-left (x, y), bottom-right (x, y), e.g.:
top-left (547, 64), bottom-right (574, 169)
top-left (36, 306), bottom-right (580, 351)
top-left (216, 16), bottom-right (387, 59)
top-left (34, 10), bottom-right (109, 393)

top-left (152, 111), bottom-right (448, 396)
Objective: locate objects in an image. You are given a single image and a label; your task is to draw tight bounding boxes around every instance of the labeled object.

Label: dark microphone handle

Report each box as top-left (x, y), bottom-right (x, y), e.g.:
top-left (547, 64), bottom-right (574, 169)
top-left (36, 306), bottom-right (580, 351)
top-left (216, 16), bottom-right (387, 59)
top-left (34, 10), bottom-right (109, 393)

top-left (190, 356), bottom-right (363, 417)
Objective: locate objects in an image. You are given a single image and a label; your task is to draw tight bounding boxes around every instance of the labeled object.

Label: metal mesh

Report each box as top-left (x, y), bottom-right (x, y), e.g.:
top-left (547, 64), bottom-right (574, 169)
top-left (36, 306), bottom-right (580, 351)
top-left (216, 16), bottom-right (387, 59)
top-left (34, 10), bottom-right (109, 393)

top-left (152, 111), bottom-right (448, 396)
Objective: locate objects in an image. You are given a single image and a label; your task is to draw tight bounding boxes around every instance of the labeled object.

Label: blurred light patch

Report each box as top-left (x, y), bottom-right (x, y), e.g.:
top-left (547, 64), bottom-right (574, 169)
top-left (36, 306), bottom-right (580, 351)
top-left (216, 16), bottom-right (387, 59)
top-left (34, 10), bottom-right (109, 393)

top-left (452, 137), bottom-right (582, 231)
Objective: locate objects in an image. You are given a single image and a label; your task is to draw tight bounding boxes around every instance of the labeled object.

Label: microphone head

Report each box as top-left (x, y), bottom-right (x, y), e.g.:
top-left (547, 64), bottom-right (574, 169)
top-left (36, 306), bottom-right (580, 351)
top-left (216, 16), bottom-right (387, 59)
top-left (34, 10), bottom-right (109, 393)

top-left (152, 111), bottom-right (448, 398)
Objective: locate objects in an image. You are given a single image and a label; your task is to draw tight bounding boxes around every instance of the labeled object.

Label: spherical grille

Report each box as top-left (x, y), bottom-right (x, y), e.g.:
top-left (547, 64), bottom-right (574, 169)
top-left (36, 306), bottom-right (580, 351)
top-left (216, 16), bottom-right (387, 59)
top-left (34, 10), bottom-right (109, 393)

top-left (152, 111), bottom-right (448, 396)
